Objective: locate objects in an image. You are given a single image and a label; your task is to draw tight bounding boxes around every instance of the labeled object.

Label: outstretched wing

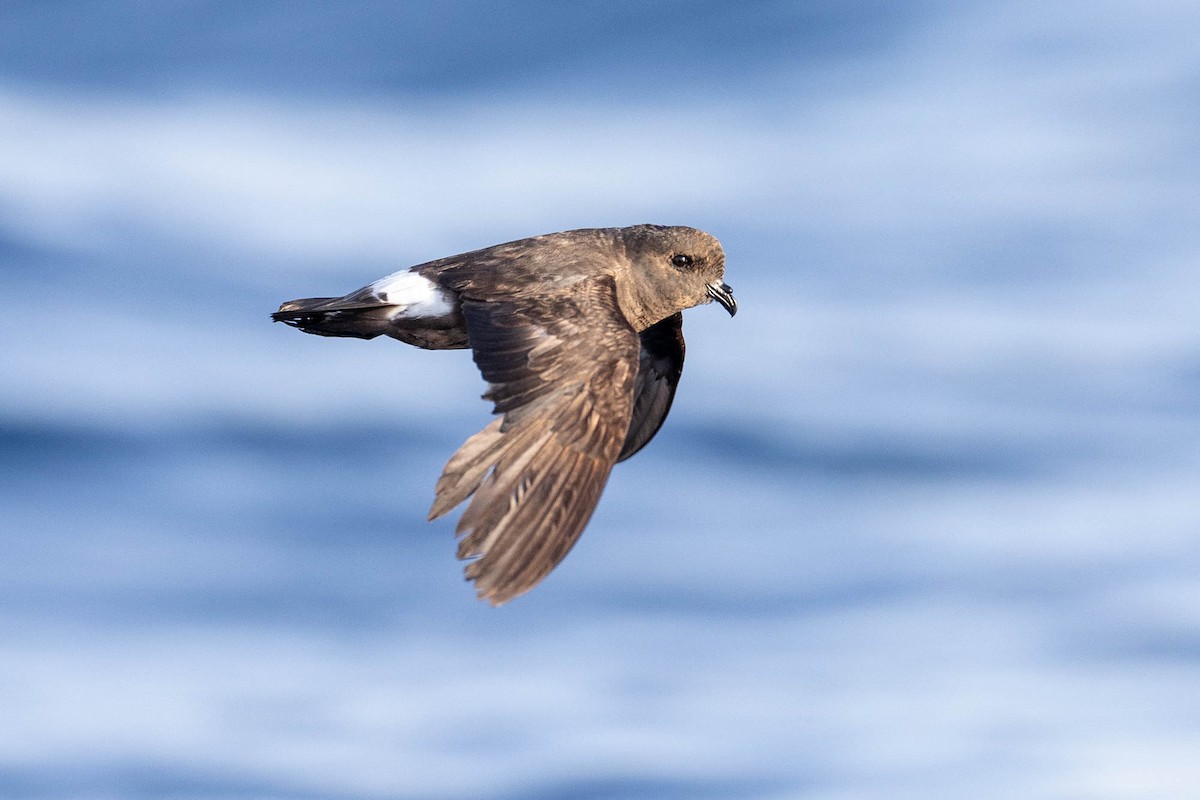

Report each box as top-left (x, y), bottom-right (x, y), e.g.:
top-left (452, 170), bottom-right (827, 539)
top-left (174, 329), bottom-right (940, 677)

top-left (428, 276), bottom-right (640, 605)
top-left (618, 312), bottom-right (685, 462)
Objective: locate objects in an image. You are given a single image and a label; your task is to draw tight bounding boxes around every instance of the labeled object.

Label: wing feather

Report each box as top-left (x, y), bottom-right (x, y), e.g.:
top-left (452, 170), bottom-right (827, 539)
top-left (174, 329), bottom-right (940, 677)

top-left (428, 276), bottom-right (639, 604)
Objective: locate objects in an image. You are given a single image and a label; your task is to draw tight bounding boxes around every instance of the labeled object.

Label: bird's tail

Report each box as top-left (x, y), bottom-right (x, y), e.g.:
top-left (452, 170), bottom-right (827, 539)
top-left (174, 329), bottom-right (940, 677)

top-left (271, 297), bottom-right (395, 339)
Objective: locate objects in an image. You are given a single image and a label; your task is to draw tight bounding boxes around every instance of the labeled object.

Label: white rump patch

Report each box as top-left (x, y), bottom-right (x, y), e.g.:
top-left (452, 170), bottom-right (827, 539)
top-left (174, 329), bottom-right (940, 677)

top-left (369, 270), bottom-right (456, 318)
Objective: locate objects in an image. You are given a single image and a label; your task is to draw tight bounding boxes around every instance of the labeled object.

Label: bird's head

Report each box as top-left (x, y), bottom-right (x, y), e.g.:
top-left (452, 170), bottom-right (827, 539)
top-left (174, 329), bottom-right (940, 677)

top-left (619, 225), bottom-right (736, 328)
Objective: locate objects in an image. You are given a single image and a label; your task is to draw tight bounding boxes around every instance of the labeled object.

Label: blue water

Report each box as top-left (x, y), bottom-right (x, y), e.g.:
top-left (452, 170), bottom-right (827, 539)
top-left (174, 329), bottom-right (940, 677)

top-left (3, 2), bottom-right (1200, 798)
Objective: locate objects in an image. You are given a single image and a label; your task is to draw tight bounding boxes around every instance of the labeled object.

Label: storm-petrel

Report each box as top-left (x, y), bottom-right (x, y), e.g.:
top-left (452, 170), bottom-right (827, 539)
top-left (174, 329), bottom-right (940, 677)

top-left (273, 224), bottom-right (736, 604)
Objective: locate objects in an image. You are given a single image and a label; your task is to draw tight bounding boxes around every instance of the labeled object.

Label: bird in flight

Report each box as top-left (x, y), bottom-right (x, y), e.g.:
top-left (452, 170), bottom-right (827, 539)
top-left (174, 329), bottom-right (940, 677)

top-left (273, 224), bottom-right (736, 604)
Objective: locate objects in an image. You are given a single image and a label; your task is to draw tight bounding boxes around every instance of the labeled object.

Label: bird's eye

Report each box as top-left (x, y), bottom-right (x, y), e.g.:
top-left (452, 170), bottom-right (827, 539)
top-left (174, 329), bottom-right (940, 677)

top-left (671, 253), bottom-right (693, 269)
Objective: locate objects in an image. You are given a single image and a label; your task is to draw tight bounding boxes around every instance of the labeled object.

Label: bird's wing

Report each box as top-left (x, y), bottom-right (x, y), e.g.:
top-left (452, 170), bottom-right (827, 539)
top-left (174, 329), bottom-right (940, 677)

top-left (428, 276), bottom-right (640, 605)
top-left (617, 312), bottom-right (685, 462)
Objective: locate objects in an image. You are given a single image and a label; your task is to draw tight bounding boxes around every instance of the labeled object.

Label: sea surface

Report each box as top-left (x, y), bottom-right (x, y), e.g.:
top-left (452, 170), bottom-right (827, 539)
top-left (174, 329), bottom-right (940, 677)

top-left (2, 3), bottom-right (1199, 798)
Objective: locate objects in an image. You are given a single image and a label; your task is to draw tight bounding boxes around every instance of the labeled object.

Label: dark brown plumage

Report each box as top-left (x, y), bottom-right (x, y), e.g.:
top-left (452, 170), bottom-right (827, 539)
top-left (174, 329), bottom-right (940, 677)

top-left (272, 224), bottom-right (735, 604)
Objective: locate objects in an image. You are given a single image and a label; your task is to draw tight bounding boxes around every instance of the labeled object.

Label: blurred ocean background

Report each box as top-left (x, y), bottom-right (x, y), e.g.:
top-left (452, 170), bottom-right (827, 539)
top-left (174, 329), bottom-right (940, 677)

top-left (2, 2), bottom-right (1199, 798)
